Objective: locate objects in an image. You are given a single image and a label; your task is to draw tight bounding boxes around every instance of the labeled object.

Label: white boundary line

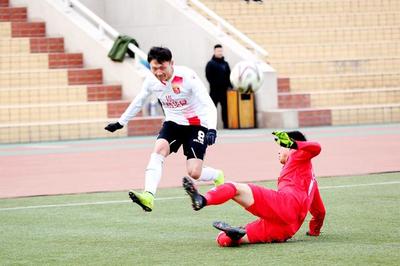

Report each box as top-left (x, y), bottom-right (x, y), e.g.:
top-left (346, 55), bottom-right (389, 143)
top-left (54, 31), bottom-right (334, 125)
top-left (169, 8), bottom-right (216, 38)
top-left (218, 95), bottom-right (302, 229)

top-left (319, 181), bottom-right (400, 189)
top-left (1, 181), bottom-right (399, 212)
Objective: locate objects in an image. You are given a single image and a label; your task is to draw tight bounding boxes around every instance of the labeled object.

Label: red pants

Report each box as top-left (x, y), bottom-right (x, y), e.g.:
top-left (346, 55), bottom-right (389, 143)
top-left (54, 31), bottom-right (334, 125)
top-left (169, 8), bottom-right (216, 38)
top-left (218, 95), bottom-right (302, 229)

top-left (244, 184), bottom-right (308, 243)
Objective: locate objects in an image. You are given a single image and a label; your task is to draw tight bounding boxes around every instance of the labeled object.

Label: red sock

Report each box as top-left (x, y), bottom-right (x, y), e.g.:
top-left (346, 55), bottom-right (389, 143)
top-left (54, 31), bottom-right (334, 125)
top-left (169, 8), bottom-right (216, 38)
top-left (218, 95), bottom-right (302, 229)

top-left (205, 182), bottom-right (237, 206)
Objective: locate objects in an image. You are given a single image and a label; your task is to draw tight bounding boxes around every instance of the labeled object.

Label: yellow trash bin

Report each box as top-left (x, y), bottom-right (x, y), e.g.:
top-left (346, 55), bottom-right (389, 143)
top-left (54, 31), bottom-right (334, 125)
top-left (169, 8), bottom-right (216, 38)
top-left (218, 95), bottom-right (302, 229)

top-left (227, 90), bottom-right (255, 129)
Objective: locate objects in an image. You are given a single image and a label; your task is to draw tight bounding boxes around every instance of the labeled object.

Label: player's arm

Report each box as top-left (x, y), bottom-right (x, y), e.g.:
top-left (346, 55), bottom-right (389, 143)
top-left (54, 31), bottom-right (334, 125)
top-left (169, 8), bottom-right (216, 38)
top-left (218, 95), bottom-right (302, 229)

top-left (226, 62), bottom-right (233, 88)
top-left (307, 184), bottom-right (326, 236)
top-left (104, 78), bottom-right (152, 132)
top-left (205, 62), bottom-right (213, 83)
top-left (189, 70), bottom-right (218, 145)
top-left (295, 141), bottom-right (321, 159)
top-left (272, 131), bottom-right (321, 159)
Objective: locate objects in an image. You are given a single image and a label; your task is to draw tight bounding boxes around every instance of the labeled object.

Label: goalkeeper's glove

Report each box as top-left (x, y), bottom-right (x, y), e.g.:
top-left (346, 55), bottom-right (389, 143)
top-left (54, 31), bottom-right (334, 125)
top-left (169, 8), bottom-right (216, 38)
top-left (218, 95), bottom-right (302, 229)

top-left (105, 122), bottom-right (123, 132)
top-left (206, 129), bottom-right (217, 146)
top-left (272, 131), bottom-right (297, 149)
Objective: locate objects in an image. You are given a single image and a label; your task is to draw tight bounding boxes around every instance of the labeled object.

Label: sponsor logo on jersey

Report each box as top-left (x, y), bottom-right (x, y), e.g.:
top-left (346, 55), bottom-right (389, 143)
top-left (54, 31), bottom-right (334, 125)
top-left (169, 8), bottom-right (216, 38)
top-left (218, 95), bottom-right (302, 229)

top-left (171, 76), bottom-right (183, 94)
top-left (162, 95), bottom-right (187, 108)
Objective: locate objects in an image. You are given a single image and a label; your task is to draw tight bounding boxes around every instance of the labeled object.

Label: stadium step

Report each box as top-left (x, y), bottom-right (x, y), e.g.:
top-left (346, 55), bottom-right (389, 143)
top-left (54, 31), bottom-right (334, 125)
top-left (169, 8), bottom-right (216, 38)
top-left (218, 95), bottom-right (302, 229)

top-left (247, 27), bottom-right (400, 45)
top-left (0, 116), bottom-right (164, 143)
top-left (0, 21), bottom-right (46, 37)
top-left (202, 0), bottom-right (400, 16)
top-left (0, 37), bottom-right (65, 54)
top-left (279, 88), bottom-right (400, 109)
top-left (0, 53), bottom-right (83, 71)
top-left (225, 12), bottom-right (400, 31)
top-left (277, 77), bottom-right (290, 93)
top-left (296, 104), bottom-right (400, 127)
top-left (0, 7), bottom-right (27, 22)
top-left (266, 41), bottom-right (400, 61)
top-left (287, 72), bottom-right (400, 92)
top-left (0, 101), bottom-right (128, 123)
top-left (0, 84), bottom-right (122, 105)
top-left (0, 68), bottom-right (103, 88)
top-left (0, 0), bottom-right (8, 7)
top-left (273, 57), bottom-right (400, 76)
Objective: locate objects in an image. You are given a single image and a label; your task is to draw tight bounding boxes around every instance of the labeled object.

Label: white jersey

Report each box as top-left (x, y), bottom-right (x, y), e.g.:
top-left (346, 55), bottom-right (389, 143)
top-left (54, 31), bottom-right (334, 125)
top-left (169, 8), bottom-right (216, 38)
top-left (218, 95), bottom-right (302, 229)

top-left (118, 65), bottom-right (217, 130)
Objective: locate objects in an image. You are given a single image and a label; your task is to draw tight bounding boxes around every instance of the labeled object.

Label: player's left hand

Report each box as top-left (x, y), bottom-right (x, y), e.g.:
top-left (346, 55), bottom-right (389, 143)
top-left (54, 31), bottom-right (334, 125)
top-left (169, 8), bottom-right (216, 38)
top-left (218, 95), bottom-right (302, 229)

top-left (272, 131), bottom-right (296, 149)
top-left (105, 122), bottom-right (123, 133)
top-left (206, 129), bottom-right (217, 146)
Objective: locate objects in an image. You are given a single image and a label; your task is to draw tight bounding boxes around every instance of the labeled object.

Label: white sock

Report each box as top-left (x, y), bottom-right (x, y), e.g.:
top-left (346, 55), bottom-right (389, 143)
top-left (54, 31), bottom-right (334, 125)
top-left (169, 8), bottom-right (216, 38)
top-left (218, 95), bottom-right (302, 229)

top-left (198, 167), bottom-right (220, 182)
top-left (144, 153), bottom-right (165, 195)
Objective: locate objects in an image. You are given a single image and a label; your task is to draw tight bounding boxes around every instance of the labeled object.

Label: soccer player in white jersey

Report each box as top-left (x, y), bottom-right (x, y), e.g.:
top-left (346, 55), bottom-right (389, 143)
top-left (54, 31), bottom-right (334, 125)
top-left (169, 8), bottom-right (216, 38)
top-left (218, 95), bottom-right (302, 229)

top-left (105, 47), bottom-right (224, 212)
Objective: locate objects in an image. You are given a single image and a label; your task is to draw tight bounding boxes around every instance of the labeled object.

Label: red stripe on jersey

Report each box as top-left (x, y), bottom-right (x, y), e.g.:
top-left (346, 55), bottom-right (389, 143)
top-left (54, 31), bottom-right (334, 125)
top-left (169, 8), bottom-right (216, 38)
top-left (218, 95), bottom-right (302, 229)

top-left (172, 76), bottom-right (183, 84)
top-left (188, 116), bottom-right (201, 126)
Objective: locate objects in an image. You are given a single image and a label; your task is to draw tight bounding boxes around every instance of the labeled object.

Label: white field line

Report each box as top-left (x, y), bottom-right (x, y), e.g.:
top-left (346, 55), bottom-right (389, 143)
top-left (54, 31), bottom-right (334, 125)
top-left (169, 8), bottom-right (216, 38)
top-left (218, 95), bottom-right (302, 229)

top-left (1, 181), bottom-right (399, 212)
top-left (319, 181), bottom-right (400, 189)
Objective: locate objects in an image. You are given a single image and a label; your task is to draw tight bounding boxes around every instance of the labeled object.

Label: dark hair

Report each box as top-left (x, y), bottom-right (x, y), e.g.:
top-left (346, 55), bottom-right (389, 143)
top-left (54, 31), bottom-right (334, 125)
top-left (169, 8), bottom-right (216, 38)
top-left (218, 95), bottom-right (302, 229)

top-left (147, 47), bottom-right (172, 63)
top-left (214, 44), bottom-right (223, 49)
top-left (287, 131), bottom-right (307, 141)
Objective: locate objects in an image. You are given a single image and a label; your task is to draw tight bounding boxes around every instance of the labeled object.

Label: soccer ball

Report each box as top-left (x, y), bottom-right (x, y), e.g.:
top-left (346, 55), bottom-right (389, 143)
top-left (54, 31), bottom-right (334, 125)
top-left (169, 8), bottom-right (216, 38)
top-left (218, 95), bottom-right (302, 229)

top-left (230, 60), bottom-right (264, 93)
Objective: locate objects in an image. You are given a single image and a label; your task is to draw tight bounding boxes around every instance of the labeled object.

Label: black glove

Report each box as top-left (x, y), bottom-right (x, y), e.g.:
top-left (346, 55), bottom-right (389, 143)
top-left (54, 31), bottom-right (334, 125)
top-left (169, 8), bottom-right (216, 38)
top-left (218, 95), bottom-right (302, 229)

top-left (104, 122), bottom-right (123, 133)
top-left (206, 129), bottom-right (217, 146)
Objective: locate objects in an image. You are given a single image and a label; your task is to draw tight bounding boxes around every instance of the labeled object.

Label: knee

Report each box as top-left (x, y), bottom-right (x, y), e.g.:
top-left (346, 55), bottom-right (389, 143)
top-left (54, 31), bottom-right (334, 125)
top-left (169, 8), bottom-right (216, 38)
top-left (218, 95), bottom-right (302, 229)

top-left (188, 167), bottom-right (202, 180)
top-left (153, 142), bottom-right (169, 157)
top-left (234, 182), bottom-right (250, 196)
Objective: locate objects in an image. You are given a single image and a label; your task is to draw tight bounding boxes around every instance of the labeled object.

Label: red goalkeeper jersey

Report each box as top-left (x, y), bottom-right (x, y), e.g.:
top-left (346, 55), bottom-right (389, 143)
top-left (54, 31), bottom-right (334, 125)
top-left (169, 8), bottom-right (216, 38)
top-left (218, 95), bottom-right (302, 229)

top-left (278, 141), bottom-right (321, 192)
top-left (278, 140), bottom-right (325, 236)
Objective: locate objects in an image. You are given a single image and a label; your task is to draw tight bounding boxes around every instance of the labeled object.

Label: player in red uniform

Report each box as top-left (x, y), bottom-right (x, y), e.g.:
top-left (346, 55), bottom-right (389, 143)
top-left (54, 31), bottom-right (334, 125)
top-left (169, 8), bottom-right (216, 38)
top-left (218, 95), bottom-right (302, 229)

top-left (183, 130), bottom-right (326, 246)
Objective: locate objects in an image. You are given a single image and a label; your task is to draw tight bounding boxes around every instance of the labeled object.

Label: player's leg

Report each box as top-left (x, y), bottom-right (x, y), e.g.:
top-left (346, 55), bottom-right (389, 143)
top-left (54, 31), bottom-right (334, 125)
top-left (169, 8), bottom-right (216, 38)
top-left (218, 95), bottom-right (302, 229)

top-left (213, 221), bottom-right (248, 247)
top-left (200, 166), bottom-right (225, 186)
top-left (184, 125), bottom-right (224, 186)
top-left (128, 139), bottom-right (169, 212)
top-left (129, 121), bottom-right (182, 212)
top-left (204, 182), bottom-right (254, 208)
top-left (145, 138), bottom-right (170, 194)
top-left (220, 93), bottom-right (228, 129)
top-left (216, 231), bottom-right (250, 247)
top-left (182, 177), bottom-right (254, 210)
top-left (210, 90), bottom-right (219, 108)
top-left (213, 186), bottom-right (291, 246)
top-left (186, 159), bottom-right (224, 186)
top-left (186, 158), bottom-right (203, 180)
top-left (215, 217), bottom-right (289, 247)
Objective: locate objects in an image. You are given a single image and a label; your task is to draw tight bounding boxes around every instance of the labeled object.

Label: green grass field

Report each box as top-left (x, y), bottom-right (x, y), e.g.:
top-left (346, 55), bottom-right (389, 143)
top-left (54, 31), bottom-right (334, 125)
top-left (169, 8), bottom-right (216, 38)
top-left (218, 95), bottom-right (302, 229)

top-left (1, 172), bottom-right (399, 265)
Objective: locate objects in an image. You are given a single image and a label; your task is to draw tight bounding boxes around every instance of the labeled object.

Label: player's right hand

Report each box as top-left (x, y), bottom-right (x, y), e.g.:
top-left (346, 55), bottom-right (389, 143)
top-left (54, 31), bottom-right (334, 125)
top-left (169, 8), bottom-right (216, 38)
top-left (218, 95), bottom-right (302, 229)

top-left (272, 131), bottom-right (295, 149)
top-left (105, 122), bottom-right (123, 133)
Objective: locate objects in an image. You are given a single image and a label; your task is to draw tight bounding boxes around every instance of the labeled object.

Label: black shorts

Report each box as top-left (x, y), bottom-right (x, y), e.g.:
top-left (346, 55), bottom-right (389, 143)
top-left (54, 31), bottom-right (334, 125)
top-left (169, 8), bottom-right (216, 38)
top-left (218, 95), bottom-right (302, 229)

top-left (157, 121), bottom-right (208, 160)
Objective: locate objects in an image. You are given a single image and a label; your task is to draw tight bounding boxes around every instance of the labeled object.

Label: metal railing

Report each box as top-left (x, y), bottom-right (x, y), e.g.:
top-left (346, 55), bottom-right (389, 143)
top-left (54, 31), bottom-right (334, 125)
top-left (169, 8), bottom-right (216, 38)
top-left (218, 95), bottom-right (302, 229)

top-left (187, 0), bottom-right (268, 57)
top-left (61, 0), bottom-right (148, 63)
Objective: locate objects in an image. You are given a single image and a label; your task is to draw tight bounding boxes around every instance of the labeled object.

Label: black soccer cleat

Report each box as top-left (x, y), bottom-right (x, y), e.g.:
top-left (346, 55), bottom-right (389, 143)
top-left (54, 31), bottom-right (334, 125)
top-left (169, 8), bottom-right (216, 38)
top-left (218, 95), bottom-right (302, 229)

top-left (213, 221), bottom-right (246, 241)
top-left (182, 176), bottom-right (206, 211)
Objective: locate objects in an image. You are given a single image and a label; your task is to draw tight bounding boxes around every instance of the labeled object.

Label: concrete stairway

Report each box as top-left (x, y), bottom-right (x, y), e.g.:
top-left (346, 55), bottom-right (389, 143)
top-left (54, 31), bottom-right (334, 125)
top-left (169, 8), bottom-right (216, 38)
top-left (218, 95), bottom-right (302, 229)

top-left (0, 0), bottom-right (163, 143)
